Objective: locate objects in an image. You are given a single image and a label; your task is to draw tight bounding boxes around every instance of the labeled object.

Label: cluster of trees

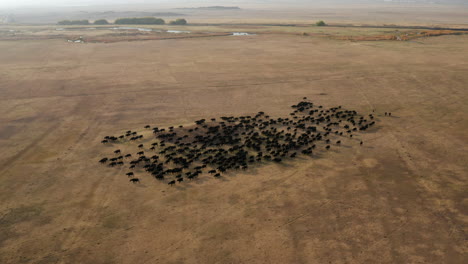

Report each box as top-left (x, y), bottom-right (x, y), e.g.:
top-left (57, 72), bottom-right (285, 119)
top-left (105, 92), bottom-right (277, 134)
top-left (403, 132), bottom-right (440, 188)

top-left (94, 19), bottom-right (109, 25)
top-left (57, 20), bottom-right (90, 25)
top-left (114, 17), bottom-right (166, 25)
top-left (58, 17), bottom-right (188, 26)
top-left (169, 18), bottom-right (187, 25)
top-left (316, 20), bottom-right (327, 26)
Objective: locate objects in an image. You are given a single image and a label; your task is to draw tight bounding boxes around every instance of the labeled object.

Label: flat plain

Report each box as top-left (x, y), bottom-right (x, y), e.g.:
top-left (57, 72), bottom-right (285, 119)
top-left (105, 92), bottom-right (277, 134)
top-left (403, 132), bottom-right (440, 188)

top-left (0, 19), bottom-right (467, 264)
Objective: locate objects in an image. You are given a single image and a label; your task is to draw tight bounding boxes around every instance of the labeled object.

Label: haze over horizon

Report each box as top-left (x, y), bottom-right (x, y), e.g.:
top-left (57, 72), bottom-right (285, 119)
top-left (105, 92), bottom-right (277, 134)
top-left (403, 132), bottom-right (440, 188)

top-left (0, 0), bottom-right (466, 9)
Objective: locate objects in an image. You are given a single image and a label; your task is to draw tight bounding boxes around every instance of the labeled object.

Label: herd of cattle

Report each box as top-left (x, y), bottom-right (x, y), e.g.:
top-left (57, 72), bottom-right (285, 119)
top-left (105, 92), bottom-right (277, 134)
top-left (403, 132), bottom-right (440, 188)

top-left (99, 99), bottom-right (380, 186)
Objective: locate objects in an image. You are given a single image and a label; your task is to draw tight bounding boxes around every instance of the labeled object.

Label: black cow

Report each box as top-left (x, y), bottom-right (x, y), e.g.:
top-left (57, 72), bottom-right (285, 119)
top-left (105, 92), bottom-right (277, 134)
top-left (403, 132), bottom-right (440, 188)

top-left (130, 178), bottom-right (140, 184)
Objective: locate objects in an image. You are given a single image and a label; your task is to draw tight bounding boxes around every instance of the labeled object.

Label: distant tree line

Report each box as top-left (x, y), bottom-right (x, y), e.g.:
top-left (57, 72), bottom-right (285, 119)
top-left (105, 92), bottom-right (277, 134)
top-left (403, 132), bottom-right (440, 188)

top-left (57, 20), bottom-right (90, 25)
top-left (114, 17), bottom-right (165, 25)
top-left (94, 19), bottom-right (109, 25)
top-left (57, 17), bottom-right (188, 26)
top-left (176, 6), bottom-right (240, 10)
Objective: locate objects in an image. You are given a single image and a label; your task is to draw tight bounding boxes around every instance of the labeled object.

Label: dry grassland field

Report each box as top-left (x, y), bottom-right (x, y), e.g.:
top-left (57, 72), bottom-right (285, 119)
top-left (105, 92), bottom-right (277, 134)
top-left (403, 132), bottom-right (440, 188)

top-left (0, 6), bottom-right (467, 264)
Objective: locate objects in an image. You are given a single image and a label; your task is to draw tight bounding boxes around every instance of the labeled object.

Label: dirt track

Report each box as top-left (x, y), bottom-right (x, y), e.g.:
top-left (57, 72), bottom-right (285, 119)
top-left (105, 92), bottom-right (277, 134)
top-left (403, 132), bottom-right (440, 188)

top-left (0, 34), bottom-right (467, 263)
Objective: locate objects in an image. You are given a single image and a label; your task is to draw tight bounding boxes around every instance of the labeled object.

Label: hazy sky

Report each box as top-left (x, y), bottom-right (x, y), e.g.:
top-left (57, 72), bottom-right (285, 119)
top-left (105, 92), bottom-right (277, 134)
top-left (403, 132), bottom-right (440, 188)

top-left (0, 0), bottom-right (170, 8)
top-left (0, 0), bottom-right (248, 8)
top-left (0, 0), bottom-right (464, 8)
top-left (0, 0), bottom-right (260, 8)
top-left (0, 0), bottom-right (383, 9)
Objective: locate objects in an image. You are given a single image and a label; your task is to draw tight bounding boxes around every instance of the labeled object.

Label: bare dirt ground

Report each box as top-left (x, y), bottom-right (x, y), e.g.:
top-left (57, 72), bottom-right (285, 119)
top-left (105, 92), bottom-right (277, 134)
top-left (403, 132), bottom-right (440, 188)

top-left (0, 32), bottom-right (467, 264)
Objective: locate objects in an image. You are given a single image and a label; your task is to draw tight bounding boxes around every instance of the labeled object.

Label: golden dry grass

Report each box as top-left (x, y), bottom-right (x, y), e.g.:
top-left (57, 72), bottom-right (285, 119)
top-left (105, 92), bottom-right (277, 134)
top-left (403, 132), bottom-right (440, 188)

top-left (1, 24), bottom-right (466, 44)
top-left (0, 32), bottom-right (467, 264)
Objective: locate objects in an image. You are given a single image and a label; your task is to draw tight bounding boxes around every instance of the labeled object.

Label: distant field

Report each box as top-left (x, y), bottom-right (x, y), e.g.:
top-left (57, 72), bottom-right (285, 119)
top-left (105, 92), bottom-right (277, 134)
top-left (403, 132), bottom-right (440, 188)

top-left (1, 23), bottom-right (466, 44)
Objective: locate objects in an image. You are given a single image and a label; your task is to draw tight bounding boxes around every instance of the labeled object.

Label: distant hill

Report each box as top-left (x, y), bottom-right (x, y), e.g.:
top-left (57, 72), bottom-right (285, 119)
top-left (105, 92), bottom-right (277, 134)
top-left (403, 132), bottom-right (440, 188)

top-left (6, 10), bottom-right (186, 24)
top-left (94, 11), bottom-right (185, 18)
top-left (176, 6), bottom-right (241, 10)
